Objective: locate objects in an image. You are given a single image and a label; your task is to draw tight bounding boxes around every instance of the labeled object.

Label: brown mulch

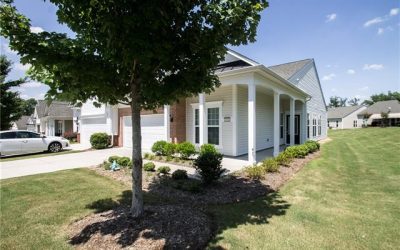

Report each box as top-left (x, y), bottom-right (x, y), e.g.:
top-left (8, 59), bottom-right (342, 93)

top-left (68, 205), bottom-right (211, 250)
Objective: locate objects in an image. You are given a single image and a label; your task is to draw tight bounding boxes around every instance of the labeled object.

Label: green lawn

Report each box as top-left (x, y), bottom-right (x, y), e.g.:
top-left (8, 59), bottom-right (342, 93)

top-left (209, 128), bottom-right (400, 249)
top-left (0, 149), bottom-right (84, 162)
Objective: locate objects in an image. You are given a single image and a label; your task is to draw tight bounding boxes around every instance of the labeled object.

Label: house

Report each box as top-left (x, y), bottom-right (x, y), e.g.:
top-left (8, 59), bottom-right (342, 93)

top-left (79, 50), bottom-right (327, 163)
top-left (10, 115), bottom-right (35, 131)
top-left (327, 105), bottom-right (366, 129)
top-left (33, 100), bottom-right (75, 136)
top-left (358, 100), bottom-right (400, 127)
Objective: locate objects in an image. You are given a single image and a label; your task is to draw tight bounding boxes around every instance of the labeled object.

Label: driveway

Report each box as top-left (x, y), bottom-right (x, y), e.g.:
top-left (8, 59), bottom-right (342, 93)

top-left (0, 147), bottom-right (249, 180)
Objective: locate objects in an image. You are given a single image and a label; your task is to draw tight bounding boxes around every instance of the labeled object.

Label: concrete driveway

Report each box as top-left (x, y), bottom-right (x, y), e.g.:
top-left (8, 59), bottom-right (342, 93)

top-left (0, 147), bottom-right (248, 180)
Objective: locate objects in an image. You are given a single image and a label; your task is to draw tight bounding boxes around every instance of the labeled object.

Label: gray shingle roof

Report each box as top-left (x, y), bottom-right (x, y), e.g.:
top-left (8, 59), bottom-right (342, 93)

top-left (359, 100), bottom-right (400, 115)
top-left (328, 105), bottom-right (364, 119)
top-left (267, 59), bottom-right (313, 80)
top-left (36, 100), bottom-right (73, 118)
top-left (14, 115), bottom-right (34, 130)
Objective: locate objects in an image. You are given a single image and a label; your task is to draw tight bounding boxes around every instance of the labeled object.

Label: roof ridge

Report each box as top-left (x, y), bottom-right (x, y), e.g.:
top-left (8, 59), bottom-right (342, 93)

top-left (268, 58), bottom-right (313, 68)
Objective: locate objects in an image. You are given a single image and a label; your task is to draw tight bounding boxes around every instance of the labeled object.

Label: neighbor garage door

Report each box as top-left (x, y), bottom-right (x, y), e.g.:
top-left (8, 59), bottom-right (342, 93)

top-left (123, 114), bottom-right (165, 151)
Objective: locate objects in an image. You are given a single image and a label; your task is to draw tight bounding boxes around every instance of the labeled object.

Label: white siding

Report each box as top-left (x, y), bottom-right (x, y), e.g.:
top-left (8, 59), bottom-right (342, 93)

top-left (237, 86), bottom-right (248, 155)
top-left (342, 107), bottom-right (367, 129)
top-left (186, 86), bottom-right (234, 155)
top-left (80, 117), bottom-right (108, 146)
top-left (255, 91), bottom-right (274, 151)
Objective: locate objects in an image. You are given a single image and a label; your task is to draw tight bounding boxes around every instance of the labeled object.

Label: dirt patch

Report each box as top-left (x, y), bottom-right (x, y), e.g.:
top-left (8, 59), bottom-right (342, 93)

top-left (68, 205), bottom-right (212, 250)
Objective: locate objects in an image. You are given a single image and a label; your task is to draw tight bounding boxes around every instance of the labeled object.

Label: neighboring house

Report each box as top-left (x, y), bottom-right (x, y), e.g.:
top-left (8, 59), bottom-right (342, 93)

top-left (79, 50), bottom-right (327, 163)
top-left (327, 105), bottom-right (366, 129)
top-left (10, 115), bottom-right (35, 131)
top-left (33, 100), bottom-right (75, 136)
top-left (358, 100), bottom-right (400, 127)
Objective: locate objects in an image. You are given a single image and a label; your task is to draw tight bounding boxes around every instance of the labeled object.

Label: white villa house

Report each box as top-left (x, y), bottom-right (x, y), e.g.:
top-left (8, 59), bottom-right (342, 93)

top-left (327, 105), bottom-right (367, 129)
top-left (79, 50), bottom-right (327, 163)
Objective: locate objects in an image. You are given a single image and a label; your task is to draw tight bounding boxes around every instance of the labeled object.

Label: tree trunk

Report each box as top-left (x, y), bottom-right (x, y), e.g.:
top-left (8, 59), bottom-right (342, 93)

top-left (130, 84), bottom-right (144, 218)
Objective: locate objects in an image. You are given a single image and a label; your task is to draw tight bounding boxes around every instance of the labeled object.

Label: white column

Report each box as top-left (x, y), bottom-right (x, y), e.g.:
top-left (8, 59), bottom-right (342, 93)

top-left (273, 91), bottom-right (280, 157)
top-left (290, 98), bottom-right (295, 145)
top-left (232, 85), bottom-right (238, 156)
top-left (164, 105), bottom-right (170, 142)
top-left (199, 93), bottom-right (206, 145)
top-left (301, 101), bottom-right (307, 143)
top-left (248, 81), bottom-right (256, 164)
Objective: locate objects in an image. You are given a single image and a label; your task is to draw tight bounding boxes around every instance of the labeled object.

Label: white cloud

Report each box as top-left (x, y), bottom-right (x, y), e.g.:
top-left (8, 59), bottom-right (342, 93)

top-left (359, 86), bottom-right (369, 91)
top-left (364, 17), bottom-right (385, 27)
top-left (21, 81), bottom-right (44, 88)
top-left (363, 64), bottom-right (384, 70)
top-left (377, 26), bottom-right (394, 35)
top-left (20, 94), bottom-right (30, 100)
top-left (322, 73), bottom-right (336, 81)
top-left (347, 69), bottom-right (356, 74)
top-left (390, 8), bottom-right (399, 16)
top-left (15, 63), bottom-right (31, 72)
top-left (326, 13), bottom-right (337, 22)
top-left (30, 26), bottom-right (44, 33)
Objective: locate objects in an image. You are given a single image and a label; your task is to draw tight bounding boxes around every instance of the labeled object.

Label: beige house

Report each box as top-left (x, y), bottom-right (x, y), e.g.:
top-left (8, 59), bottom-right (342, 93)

top-left (327, 105), bottom-right (366, 129)
top-left (358, 100), bottom-right (400, 127)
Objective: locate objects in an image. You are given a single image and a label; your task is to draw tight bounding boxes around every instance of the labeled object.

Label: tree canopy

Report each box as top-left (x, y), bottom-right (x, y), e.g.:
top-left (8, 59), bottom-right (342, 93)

top-left (0, 0), bottom-right (268, 217)
top-left (347, 97), bottom-right (360, 106)
top-left (328, 96), bottom-right (347, 108)
top-left (363, 91), bottom-right (400, 106)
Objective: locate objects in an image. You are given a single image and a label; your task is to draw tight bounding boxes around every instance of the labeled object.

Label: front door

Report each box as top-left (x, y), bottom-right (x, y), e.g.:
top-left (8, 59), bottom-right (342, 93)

top-left (286, 115), bottom-right (300, 144)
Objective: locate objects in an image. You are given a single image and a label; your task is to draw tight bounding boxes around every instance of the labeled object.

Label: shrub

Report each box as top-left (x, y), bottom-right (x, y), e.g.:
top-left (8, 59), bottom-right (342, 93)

top-left (176, 141), bottom-right (196, 159)
top-left (157, 166), bottom-right (171, 174)
top-left (108, 155), bottom-right (120, 163)
top-left (305, 140), bottom-right (320, 152)
top-left (199, 144), bottom-right (218, 154)
top-left (194, 151), bottom-right (225, 185)
top-left (143, 162), bottom-right (155, 172)
top-left (262, 158), bottom-right (279, 172)
top-left (275, 152), bottom-right (293, 166)
top-left (244, 165), bottom-right (265, 179)
top-left (151, 140), bottom-right (168, 155)
top-left (63, 131), bottom-right (77, 140)
top-left (143, 153), bottom-right (150, 159)
top-left (172, 169), bottom-right (188, 180)
top-left (102, 161), bottom-right (112, 170)
top-left (90, 132), bottom-right (109, 149)
top-left (285, 145), bottom-right (308, 158)
top-left (117, 157), bottom-right (131, 167)
top-left (164, 142), bottom-right (176, 156)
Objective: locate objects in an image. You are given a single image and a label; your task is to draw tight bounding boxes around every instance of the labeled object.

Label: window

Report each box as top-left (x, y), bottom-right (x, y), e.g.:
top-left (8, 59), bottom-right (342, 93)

top-left (307, 113), bottom-right (310, 138)
top-left (17, 131), bottom-right (32, 138)
top-left (318, 116), bottom-right (321, 136)
top-left (312, 116), bottom-right (317, 137)
top-left (0, 131), bottom-right (17, 139)
top-left (280, 113), bottom-right (284, 139)
top-left (353, 120), bottom-right (357, 127)
top-left (207, 107), bottom-right (220, 145)
top-left (336, 121), bottom-right (339, 128)
top-left (194, 109), bottom-right (199, 144)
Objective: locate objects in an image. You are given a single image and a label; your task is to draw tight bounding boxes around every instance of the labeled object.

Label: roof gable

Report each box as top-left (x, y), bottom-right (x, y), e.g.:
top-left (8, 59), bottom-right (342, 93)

top-left (328, 105), bottom-right (365, 119)
top-left (267, 59), bottom-right (313, 80)
top-left (35, 100), bottom-right (73, 118)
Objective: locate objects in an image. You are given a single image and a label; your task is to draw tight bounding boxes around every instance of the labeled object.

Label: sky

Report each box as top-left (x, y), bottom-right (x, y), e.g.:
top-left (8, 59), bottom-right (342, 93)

top-left (1, 0), bottom-right (399, 104)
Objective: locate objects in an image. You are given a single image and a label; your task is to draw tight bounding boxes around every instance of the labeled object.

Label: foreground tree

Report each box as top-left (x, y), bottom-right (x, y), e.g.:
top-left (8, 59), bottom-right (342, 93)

top-left (347, 97), bottom-right (360, 106)
top-left (328, 96), bottom-right (347, 108)
top-left (363, 91), bottom-right (400, 106)
top-left (21, 98), bottom-right (38, 116)
top-left (1, 0), bottom-right (268, 217)
top-left (0, 55), bottom-right (26, 130)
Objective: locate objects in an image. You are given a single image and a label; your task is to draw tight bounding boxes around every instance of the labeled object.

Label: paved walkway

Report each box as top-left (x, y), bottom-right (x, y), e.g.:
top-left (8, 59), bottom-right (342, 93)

top-left (0, 147), bottom-right (248, 180)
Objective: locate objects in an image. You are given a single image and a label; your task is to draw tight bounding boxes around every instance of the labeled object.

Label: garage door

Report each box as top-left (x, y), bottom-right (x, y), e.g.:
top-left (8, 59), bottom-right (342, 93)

top-left (80, 117), bottom-right (108, 146)
top-left (123, 114), bottom-right (165, 151)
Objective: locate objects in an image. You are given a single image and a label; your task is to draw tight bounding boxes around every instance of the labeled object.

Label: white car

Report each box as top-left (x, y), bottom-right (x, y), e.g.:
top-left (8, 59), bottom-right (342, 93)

top-left (0, 130), bottom-right (70, 157)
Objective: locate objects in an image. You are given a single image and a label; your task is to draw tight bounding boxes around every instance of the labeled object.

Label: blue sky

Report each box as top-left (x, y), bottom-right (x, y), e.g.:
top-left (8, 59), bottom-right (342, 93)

top-left (1, 0), bottom-right (399, 103)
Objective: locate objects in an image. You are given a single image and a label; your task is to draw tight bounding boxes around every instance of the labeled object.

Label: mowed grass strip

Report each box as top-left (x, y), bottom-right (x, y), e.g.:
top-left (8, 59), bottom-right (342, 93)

top-left (209, 128), bottom-right (400, 249)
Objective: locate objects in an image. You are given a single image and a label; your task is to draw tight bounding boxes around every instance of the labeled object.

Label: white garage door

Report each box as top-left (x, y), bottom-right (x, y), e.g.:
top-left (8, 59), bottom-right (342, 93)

top-left (80, 117), bottom-right (108, 146)
top-left (123, 114), bottom-right (165, 151)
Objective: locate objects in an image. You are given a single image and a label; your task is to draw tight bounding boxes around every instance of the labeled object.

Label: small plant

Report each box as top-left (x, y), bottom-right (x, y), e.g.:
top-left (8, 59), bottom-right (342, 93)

top-left (143, 162), bottom-right (156, 172)
top-left (143, 153), bottom-right (150, 159)
top-left (176, 141), bottom-right (196, 159)
top-left (149, 154), bottom-right (155, 160)
top-left (151, 140), bottom-right (168, 155)
top-left (244, 165), bottom-right (265, 179)
top-left (172, 169), bottom-right (188, 180)
top-left (157, 166), bottom-right (171, 174)
top-left (90, 132), bottom-right (109, 149)
top-left (108, 155), bottom-right (120, 163)
top-left (164, 142), bottom-right (176, 156)
top-left (102, 160), bottom-right (112, 170)
top-left (275, 152), bottom-right (293, 166)
top-left (262, 158), bottom-right (279, 172)
top-left (117, 157), bottom-right (131, 167)
top-left (199, 144), bottom-right (218, 154)
top-left (166, 155), bottom-right (173, 162)
top-left (194, 151), bottom-right (225, 185)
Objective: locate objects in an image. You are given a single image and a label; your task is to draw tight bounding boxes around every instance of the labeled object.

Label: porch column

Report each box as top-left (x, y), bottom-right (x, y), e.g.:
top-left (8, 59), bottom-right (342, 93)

top-left (199, 93), bottom-right (206, 145)
top-left (164, 105), bottom-right (171, 142)
top-left (290, 97), bottom-right (295, 145)
top-left (301, 101), bottom-right (307, 143)
top-left (248, 81), bottom-right (256, 164)
top-left (273, 91), bottom-right (280, 157)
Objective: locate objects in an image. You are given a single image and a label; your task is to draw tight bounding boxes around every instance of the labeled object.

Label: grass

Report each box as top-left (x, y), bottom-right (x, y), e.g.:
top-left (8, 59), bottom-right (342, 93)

top-left (0, 149), bottom-right (84, 162)
top-left (209, 127), bottom-right (400, 249)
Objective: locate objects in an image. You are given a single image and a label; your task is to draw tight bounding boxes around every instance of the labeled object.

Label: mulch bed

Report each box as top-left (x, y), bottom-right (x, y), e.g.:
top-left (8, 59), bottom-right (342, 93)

top-left (69, 151), bottom-right (321, 249)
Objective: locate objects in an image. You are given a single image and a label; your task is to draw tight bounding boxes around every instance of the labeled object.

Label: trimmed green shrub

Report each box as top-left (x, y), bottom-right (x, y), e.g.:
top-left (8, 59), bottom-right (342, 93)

top-left (157, 166), bottom-right (171, 174)
top-left (117, 157), bottom-right (131, 167)
top-left (143, 162), bottom-right (155, 172)
top-left (305, 140), bottom-right (320, 153)
top-left (164, 142), bottom-right (176, 156)
top-left (199, 144), bottom-right (218, 154)
top-left (172, 169), bottom-right (188, 180)
top-left (245, 165), bottom-right (265, 179)
top-left (90, 132), bottom-right (109, 149)
top-left (285, 145), bottom-right (308, 158)
top-left (194, 151), bottom-right (225, 185)
top-left (275, 152), bottom-right (293, 166)
top-left (151, 140), bottom-right (168, 155)
top-left (108, 155), bottom-right (120, 163)
top-left (262, 158), bottom-right (279, 172)
top-left (176, 141), bottom-right (196, 159)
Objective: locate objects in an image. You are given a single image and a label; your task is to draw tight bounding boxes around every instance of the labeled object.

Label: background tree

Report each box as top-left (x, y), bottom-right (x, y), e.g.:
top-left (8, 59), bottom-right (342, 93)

top-left (1, 0), bottom-right (268, 217)
top-left (20, 98), bottom-right (38, 116)
top-left (363, 91), bottom-right (400, 106)
top-left (380, 112), bottom-right (389, 127)
top-left (348, 97), bottom-right (360, 106)
top-left (0, 55), bottom-right (26, 130)
top-left (328, 96), bottom-right (347, 108)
